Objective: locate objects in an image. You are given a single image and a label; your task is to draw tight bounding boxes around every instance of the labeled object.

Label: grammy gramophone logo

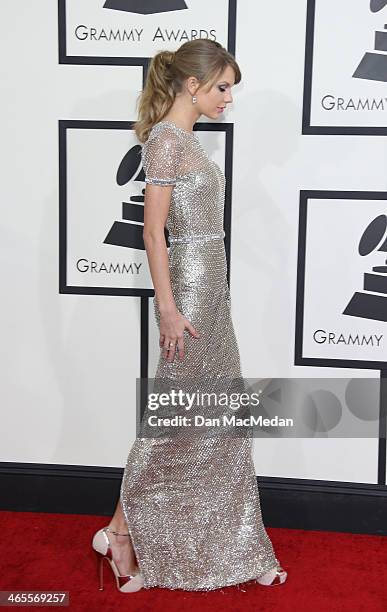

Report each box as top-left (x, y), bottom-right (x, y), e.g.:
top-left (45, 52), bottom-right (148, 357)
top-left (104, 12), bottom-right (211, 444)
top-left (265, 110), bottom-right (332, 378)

top-left (103, 144), bottom-right (169, 251)
top-left (343, 214), bottom-right (387, 322)
top-left (353, 0), bottom-right (387, 82)
top-left (103, 0), bottom-right (188, 14)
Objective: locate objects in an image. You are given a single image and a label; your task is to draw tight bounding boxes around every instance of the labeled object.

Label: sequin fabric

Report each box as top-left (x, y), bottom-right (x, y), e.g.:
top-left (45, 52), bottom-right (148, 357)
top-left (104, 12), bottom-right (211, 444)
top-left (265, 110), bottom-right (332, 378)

top-left (120, 120), bottom-right (281, 591)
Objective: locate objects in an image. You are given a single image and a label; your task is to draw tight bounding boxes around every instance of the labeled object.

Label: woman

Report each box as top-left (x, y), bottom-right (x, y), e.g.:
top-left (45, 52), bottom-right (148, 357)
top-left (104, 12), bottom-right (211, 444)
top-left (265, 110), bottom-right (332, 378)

top-left (92, 39), bottom-right (287, 593)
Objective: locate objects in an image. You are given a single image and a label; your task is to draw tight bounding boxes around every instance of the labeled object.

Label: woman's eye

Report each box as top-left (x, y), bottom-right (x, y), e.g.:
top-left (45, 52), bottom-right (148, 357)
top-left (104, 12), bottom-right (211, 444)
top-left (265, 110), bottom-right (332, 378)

top-left (219, 86), bottom-right (226, 92)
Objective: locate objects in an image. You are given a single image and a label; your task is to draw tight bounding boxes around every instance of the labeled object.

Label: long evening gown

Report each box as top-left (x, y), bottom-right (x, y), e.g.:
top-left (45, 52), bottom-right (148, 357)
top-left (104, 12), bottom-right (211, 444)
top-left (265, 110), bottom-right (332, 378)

top-left (120, 119), bottom-right (281, 590)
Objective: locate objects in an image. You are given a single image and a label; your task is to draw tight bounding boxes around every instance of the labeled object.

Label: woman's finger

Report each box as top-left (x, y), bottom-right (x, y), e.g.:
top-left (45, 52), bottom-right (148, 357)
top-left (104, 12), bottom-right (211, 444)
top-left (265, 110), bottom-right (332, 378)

top-left (185, 320), bottom-right (200, 338)
top-left (177, 336), bottom-right (184, 360)
top-left (164, 338), bottom-right (176, 362)
top-left (163, 338), bottom-right (174, 359)
top-left (167, 339), bottom-right (177, 362)
top-left (162, 337), bottom-right (170, 356)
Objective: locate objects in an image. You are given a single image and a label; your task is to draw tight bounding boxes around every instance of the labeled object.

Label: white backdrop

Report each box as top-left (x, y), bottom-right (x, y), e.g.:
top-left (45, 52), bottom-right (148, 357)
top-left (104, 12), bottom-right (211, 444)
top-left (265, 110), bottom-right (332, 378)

top-left (1, 1), bottom-right (386, 486)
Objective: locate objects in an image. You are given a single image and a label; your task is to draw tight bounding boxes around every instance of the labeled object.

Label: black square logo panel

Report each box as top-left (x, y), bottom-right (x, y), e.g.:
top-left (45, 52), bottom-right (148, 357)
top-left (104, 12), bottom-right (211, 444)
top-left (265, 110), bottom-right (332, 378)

top-left (303, 0), bottom-right (387, 135)
top-left (295, 190), bottom-right (387, 369)
top-left (58, 0), bottom-right (236, 66)
top-left (59, 120), bottom-right (234, 297)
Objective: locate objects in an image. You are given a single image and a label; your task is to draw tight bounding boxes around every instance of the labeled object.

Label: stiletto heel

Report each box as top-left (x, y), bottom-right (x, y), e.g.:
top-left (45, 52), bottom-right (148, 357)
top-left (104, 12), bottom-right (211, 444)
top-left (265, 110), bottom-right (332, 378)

top-left (256, 565), bottom-right (288, 586)
top-left (92, 526), bottom-right (144, 593)
top-left (96, 550), bottom-right (106, 591)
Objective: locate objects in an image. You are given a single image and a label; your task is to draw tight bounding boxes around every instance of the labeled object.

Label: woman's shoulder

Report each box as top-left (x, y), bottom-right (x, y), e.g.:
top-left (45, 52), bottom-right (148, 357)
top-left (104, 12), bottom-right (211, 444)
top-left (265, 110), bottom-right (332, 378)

top-left (142, 121), bottom-right (187, 159)
top-left (149, 120), bottom-right (200, 143)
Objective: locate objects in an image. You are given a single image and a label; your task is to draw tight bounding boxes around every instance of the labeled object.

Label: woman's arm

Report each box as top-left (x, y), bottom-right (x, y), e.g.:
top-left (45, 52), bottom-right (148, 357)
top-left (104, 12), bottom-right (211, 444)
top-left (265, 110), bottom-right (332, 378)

top-left (143, 182), bottom-right (200, 362)
top-left (141, 126), bottom-right (200, 361)
top-left (143, 182), bottom-right (176, 315)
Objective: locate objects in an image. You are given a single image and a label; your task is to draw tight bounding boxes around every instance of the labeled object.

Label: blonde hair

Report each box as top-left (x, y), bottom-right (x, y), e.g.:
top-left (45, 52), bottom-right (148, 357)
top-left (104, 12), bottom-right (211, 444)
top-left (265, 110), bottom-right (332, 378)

top-left (134, 39), bottom-right (241, 143)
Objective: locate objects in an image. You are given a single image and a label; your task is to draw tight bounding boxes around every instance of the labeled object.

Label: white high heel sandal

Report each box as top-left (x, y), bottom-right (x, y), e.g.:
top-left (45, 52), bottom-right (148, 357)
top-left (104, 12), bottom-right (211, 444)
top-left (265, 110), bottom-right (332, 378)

top-left (92, 526), bottom-right (144, 593)
top-left (256, 565), bottom-right (288, 586)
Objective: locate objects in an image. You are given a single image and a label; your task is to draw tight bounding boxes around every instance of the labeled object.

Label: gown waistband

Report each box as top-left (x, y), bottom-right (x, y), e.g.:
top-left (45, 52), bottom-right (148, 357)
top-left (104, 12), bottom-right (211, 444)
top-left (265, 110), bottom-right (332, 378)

top-left (168, 230), bottom-right (225, 244)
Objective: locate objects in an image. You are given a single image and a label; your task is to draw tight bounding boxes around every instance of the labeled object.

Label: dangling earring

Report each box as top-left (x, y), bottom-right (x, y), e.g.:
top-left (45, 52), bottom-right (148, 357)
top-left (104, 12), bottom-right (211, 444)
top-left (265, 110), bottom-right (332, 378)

top-left (192, 96), bottom-right (197, 104)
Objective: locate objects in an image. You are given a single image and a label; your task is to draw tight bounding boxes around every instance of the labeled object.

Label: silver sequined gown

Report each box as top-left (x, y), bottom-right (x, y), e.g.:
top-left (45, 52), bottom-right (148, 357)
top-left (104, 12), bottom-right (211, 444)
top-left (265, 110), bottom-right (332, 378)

top-left (120, 120), bottom-right (281, 590)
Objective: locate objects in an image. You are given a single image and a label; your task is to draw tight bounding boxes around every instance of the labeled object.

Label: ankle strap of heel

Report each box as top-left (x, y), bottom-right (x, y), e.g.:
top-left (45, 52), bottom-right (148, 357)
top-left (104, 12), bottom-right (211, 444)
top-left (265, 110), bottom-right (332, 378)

top-left (106, 527), bottom-right (130, 536)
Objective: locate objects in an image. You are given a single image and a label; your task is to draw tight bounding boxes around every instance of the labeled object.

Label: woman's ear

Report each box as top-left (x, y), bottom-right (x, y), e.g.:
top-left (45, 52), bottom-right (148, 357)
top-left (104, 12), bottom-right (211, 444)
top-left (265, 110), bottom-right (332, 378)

top-left (187, 76), bottom-right (200, 96)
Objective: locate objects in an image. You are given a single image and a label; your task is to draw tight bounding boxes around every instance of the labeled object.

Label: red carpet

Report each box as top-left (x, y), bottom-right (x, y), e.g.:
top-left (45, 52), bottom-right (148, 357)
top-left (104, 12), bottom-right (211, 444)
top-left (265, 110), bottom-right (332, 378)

top-left (0, 511), bottom-right (386, 611)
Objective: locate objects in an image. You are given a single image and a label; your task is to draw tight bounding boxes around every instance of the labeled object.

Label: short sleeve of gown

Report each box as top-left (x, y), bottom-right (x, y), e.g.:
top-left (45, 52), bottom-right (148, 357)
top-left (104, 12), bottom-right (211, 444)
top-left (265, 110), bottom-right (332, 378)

top-left (141, 126), bottom-right (182, 186)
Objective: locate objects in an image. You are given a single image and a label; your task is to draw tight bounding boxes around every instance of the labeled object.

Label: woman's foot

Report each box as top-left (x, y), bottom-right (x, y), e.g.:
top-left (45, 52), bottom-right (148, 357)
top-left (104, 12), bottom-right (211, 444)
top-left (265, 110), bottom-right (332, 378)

top-left (105, 525), bottom-right (139, 577)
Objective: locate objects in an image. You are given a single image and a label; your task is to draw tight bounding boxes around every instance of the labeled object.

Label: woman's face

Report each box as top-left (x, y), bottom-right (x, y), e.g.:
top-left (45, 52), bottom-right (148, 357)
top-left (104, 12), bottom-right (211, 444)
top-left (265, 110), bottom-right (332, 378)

top-left (194, 65), bottom-right (236, 120)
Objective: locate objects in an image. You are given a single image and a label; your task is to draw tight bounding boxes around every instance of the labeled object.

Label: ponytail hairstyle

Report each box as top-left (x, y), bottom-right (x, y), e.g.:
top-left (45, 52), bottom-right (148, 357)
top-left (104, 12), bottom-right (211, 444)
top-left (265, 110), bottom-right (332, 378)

top-left (134, 39), bottom-right (241, 143)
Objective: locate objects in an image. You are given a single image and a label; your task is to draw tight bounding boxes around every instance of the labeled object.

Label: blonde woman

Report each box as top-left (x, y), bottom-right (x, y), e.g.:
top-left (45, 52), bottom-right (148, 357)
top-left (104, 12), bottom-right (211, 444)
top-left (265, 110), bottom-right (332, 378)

top-left (92, 39), bottom-right (287, 593)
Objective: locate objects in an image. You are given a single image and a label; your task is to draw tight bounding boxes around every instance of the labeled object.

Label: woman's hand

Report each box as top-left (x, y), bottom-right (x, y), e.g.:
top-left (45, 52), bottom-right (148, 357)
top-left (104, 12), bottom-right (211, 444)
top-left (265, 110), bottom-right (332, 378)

top-left (159, 306), bottom-right (200, 362)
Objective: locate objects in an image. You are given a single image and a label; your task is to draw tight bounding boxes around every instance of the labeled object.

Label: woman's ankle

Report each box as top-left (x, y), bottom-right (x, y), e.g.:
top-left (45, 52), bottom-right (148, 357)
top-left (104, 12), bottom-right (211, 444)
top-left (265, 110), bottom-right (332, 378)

top-left (108, 522), bottom-right (129, 533)
top-left (107, 524), bottom-right (131, 543)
